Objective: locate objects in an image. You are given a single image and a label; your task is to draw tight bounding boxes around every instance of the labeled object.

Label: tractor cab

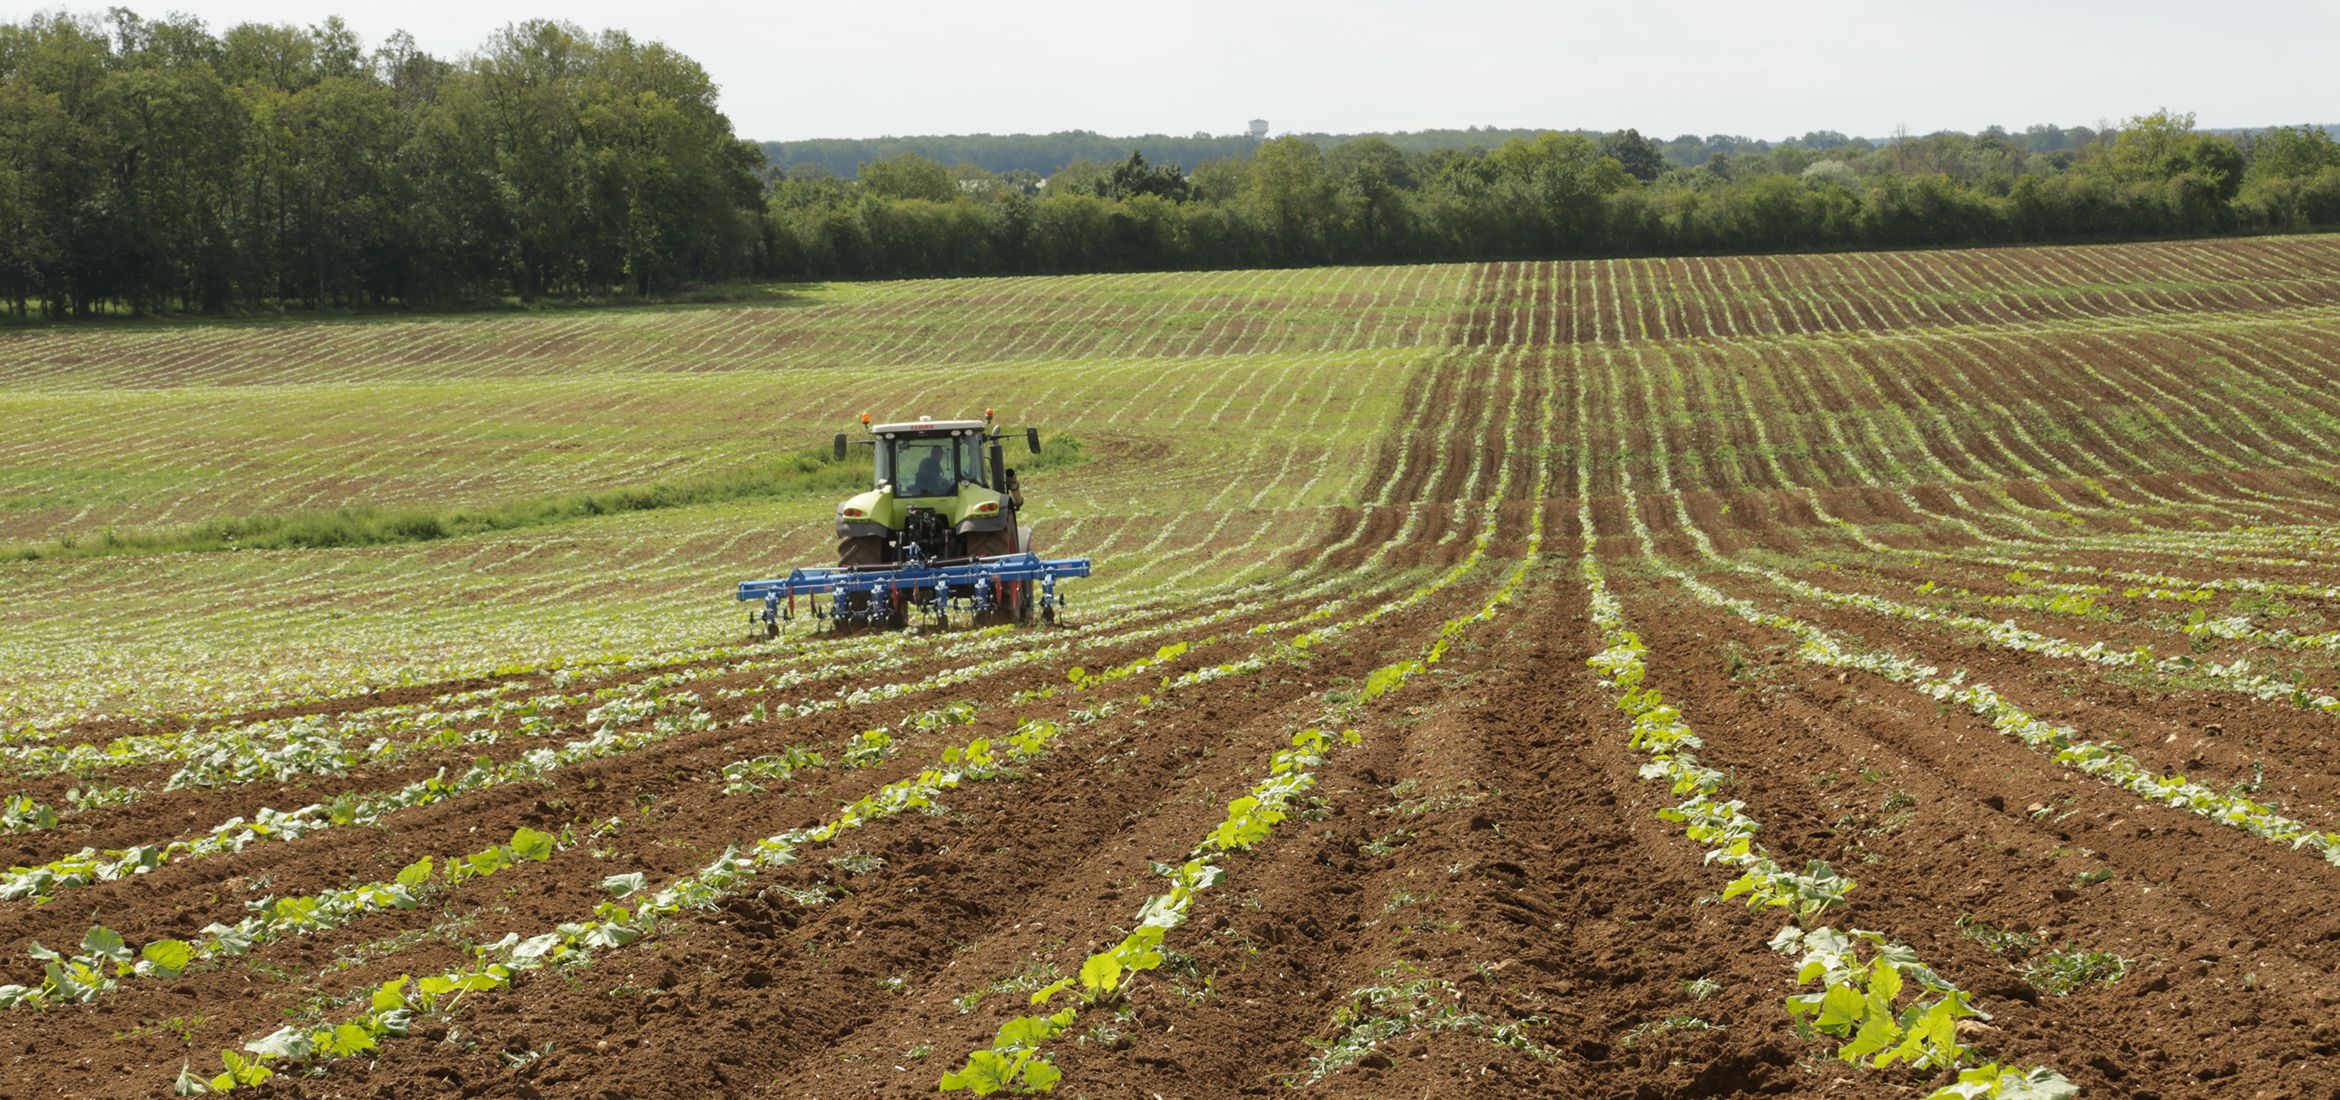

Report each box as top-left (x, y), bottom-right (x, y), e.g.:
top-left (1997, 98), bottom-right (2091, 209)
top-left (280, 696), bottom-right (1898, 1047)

top-left (831, 412), bottom-right (1042, 568)
top-left (871, 418), bottom-right (994, 498)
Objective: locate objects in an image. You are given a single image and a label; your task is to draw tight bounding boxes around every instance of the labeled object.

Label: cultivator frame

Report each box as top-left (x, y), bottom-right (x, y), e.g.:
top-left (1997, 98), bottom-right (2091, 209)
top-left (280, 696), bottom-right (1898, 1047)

top-left (738, 547), bottom-right (1090, 635)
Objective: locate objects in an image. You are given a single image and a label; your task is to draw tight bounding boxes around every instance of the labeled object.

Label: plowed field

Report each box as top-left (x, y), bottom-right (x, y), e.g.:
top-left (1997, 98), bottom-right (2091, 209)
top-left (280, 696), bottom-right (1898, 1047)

top-left (6, 235), bottom-right (2340, 1098)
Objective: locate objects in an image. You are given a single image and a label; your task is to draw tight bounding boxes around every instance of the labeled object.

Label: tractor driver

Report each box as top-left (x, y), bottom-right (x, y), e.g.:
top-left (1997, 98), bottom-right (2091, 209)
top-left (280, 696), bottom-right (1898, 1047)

top-left (907, 444), bottom-right (949, 497)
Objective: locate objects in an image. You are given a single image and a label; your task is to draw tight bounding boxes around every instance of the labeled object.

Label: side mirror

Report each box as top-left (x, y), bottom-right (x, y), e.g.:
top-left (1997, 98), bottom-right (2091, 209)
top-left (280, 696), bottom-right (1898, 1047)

top-left (1025, 427), bottom-right (1041, 455)
top-left (832, 433), bottom-right (848, 462)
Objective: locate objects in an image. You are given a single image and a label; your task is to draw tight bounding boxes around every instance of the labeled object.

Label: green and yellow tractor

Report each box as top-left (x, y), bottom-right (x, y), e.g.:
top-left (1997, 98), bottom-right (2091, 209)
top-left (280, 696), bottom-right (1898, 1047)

top-left (734, 411), bottom-right (1090, 632)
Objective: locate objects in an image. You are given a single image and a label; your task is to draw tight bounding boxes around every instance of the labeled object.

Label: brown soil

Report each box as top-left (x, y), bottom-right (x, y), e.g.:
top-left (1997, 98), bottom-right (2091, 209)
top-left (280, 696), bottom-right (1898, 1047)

top-left (12, 240), bottom-right (2340, 1099)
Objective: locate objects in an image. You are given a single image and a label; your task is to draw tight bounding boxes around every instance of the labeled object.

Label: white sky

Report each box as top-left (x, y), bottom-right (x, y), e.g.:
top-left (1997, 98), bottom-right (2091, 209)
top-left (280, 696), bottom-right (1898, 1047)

top-left (20, 0), bottom-right (2338, 141)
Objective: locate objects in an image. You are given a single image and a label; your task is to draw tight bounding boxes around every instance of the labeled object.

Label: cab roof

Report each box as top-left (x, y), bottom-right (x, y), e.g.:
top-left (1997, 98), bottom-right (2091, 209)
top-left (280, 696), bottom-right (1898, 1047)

top-left (870, 418), bottom-right (986, 435)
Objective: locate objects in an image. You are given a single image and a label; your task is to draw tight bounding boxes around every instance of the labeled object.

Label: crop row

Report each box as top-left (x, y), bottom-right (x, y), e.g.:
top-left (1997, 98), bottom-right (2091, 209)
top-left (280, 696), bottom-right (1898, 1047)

top-left (2, 263), bottom-right (1469, 395)
top-left (179, 714), bottom-right (1076, 1092)
top-left (1597, 325), bottom-right (2340, 717)
top-left (1, 826), bottom-right (559, 1011)
top-left (8, 700), bottom-right (982, 1014)
top-left (1567, 345), bottom-right (2074, 1094)
top-left (1598, 334), bottom-right (2340, 869)
top-left (0, 593), bottom-right (1250, 901)
top-left (1587, 264), bottom-right (2340, 542)
top-left (169, 456), bottom-right (1527, 1091)
top-left (937, 374), bottom-right (1553, 1093)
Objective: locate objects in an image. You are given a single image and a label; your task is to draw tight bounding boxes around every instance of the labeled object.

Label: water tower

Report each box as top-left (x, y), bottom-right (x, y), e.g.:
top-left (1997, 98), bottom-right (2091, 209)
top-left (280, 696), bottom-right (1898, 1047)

top-left (1247, 119), bottom-right (1269, 142)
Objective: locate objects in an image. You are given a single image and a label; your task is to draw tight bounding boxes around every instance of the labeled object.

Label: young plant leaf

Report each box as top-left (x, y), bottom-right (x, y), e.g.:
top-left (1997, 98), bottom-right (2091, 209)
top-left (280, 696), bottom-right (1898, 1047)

top-left (394, 857), bottom-right (434, 887)
top-left (1021, 1058), bottom-right (1063, 1091)
top-left (1077, 953), bottom-right (1122, 998)
top-left (509, 827), bottom-right (556, 862)
top-left (141, 939), bottom-right (196, 978)
top-left (81, 925), bottom-right (131, 963)
top-left (939, 1048), bottom-right (1013, 1094)
top-left (321, 1023), bottom-right (377, 1057)
top-left (600, 872), bottom-right (648, 898)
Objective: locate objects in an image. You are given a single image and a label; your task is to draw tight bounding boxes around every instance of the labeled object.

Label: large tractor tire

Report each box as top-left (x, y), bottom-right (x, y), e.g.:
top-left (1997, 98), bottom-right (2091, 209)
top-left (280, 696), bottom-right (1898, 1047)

top-left (965, 528), bottom-right (1016, 559)
top-left (965, 524), bottom-right (1036, 560)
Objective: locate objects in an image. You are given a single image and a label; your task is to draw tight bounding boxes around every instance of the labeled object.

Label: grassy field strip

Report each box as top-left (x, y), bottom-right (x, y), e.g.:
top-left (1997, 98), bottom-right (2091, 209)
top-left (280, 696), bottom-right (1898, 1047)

top-left (1, 342), bottom-right (1405, 545)
top-left (1576, 385), bottom-right (2075, 1099)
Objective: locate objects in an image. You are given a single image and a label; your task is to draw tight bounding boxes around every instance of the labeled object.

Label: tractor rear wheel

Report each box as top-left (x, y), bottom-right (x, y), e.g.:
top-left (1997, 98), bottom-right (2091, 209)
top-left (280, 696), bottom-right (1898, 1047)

top-left (965, 528), bottom-right (1016, 559)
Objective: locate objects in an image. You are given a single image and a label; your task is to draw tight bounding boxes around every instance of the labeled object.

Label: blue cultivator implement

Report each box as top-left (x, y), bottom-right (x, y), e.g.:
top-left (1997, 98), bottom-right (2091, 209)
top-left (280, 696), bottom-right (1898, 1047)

top-left (738, 546), bottom-right (1091, 635)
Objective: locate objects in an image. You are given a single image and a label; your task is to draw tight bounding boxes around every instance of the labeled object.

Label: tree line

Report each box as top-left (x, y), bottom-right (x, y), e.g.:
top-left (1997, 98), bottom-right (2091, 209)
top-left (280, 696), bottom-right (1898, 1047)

top-left (0, 11), bottom-right (765, 317)
top-left (767, 116), bottom-right (2340, 279)
top-left (6, 10), bottom-right (2339, 319)
top-left (758, 124), bottom-right (2146, 181)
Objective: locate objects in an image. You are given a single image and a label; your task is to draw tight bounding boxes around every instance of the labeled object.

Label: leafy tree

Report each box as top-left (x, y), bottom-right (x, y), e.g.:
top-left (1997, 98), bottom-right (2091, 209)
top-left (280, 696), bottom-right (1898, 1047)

top-left (2247, 125), bottom-right (2340, 181)
top-left (1187, 156), bottom-right (1248, 202)
top-left (1043, 158), bottom-right (1110, 197)
top-left (1600, 128), bottom-right (1665, 182)
top-left (1325, 137), bottom-right (1412, 254)
top-left (1240, 136), bottom-right (1330, 258)
top-left (1, 15), bottom-right (2333, 320)
top-left (2097, 109), bottom-right (2195, 180)
top-left (1095, 150), bottom-right (1192, 202)
top-left (219, 21), bottom-right (319, 93)
top-left (857, 150), bottom-right (954, 202)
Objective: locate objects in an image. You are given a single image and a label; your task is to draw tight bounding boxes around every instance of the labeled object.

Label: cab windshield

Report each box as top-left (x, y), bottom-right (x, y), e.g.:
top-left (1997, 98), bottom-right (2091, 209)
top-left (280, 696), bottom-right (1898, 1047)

top-left (885, 436), bottom-right (961, 498)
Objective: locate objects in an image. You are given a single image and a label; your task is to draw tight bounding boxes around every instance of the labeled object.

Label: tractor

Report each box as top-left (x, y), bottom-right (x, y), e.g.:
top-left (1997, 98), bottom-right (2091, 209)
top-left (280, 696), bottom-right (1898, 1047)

top-left (736, 411), bottom-right (1090, 634)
